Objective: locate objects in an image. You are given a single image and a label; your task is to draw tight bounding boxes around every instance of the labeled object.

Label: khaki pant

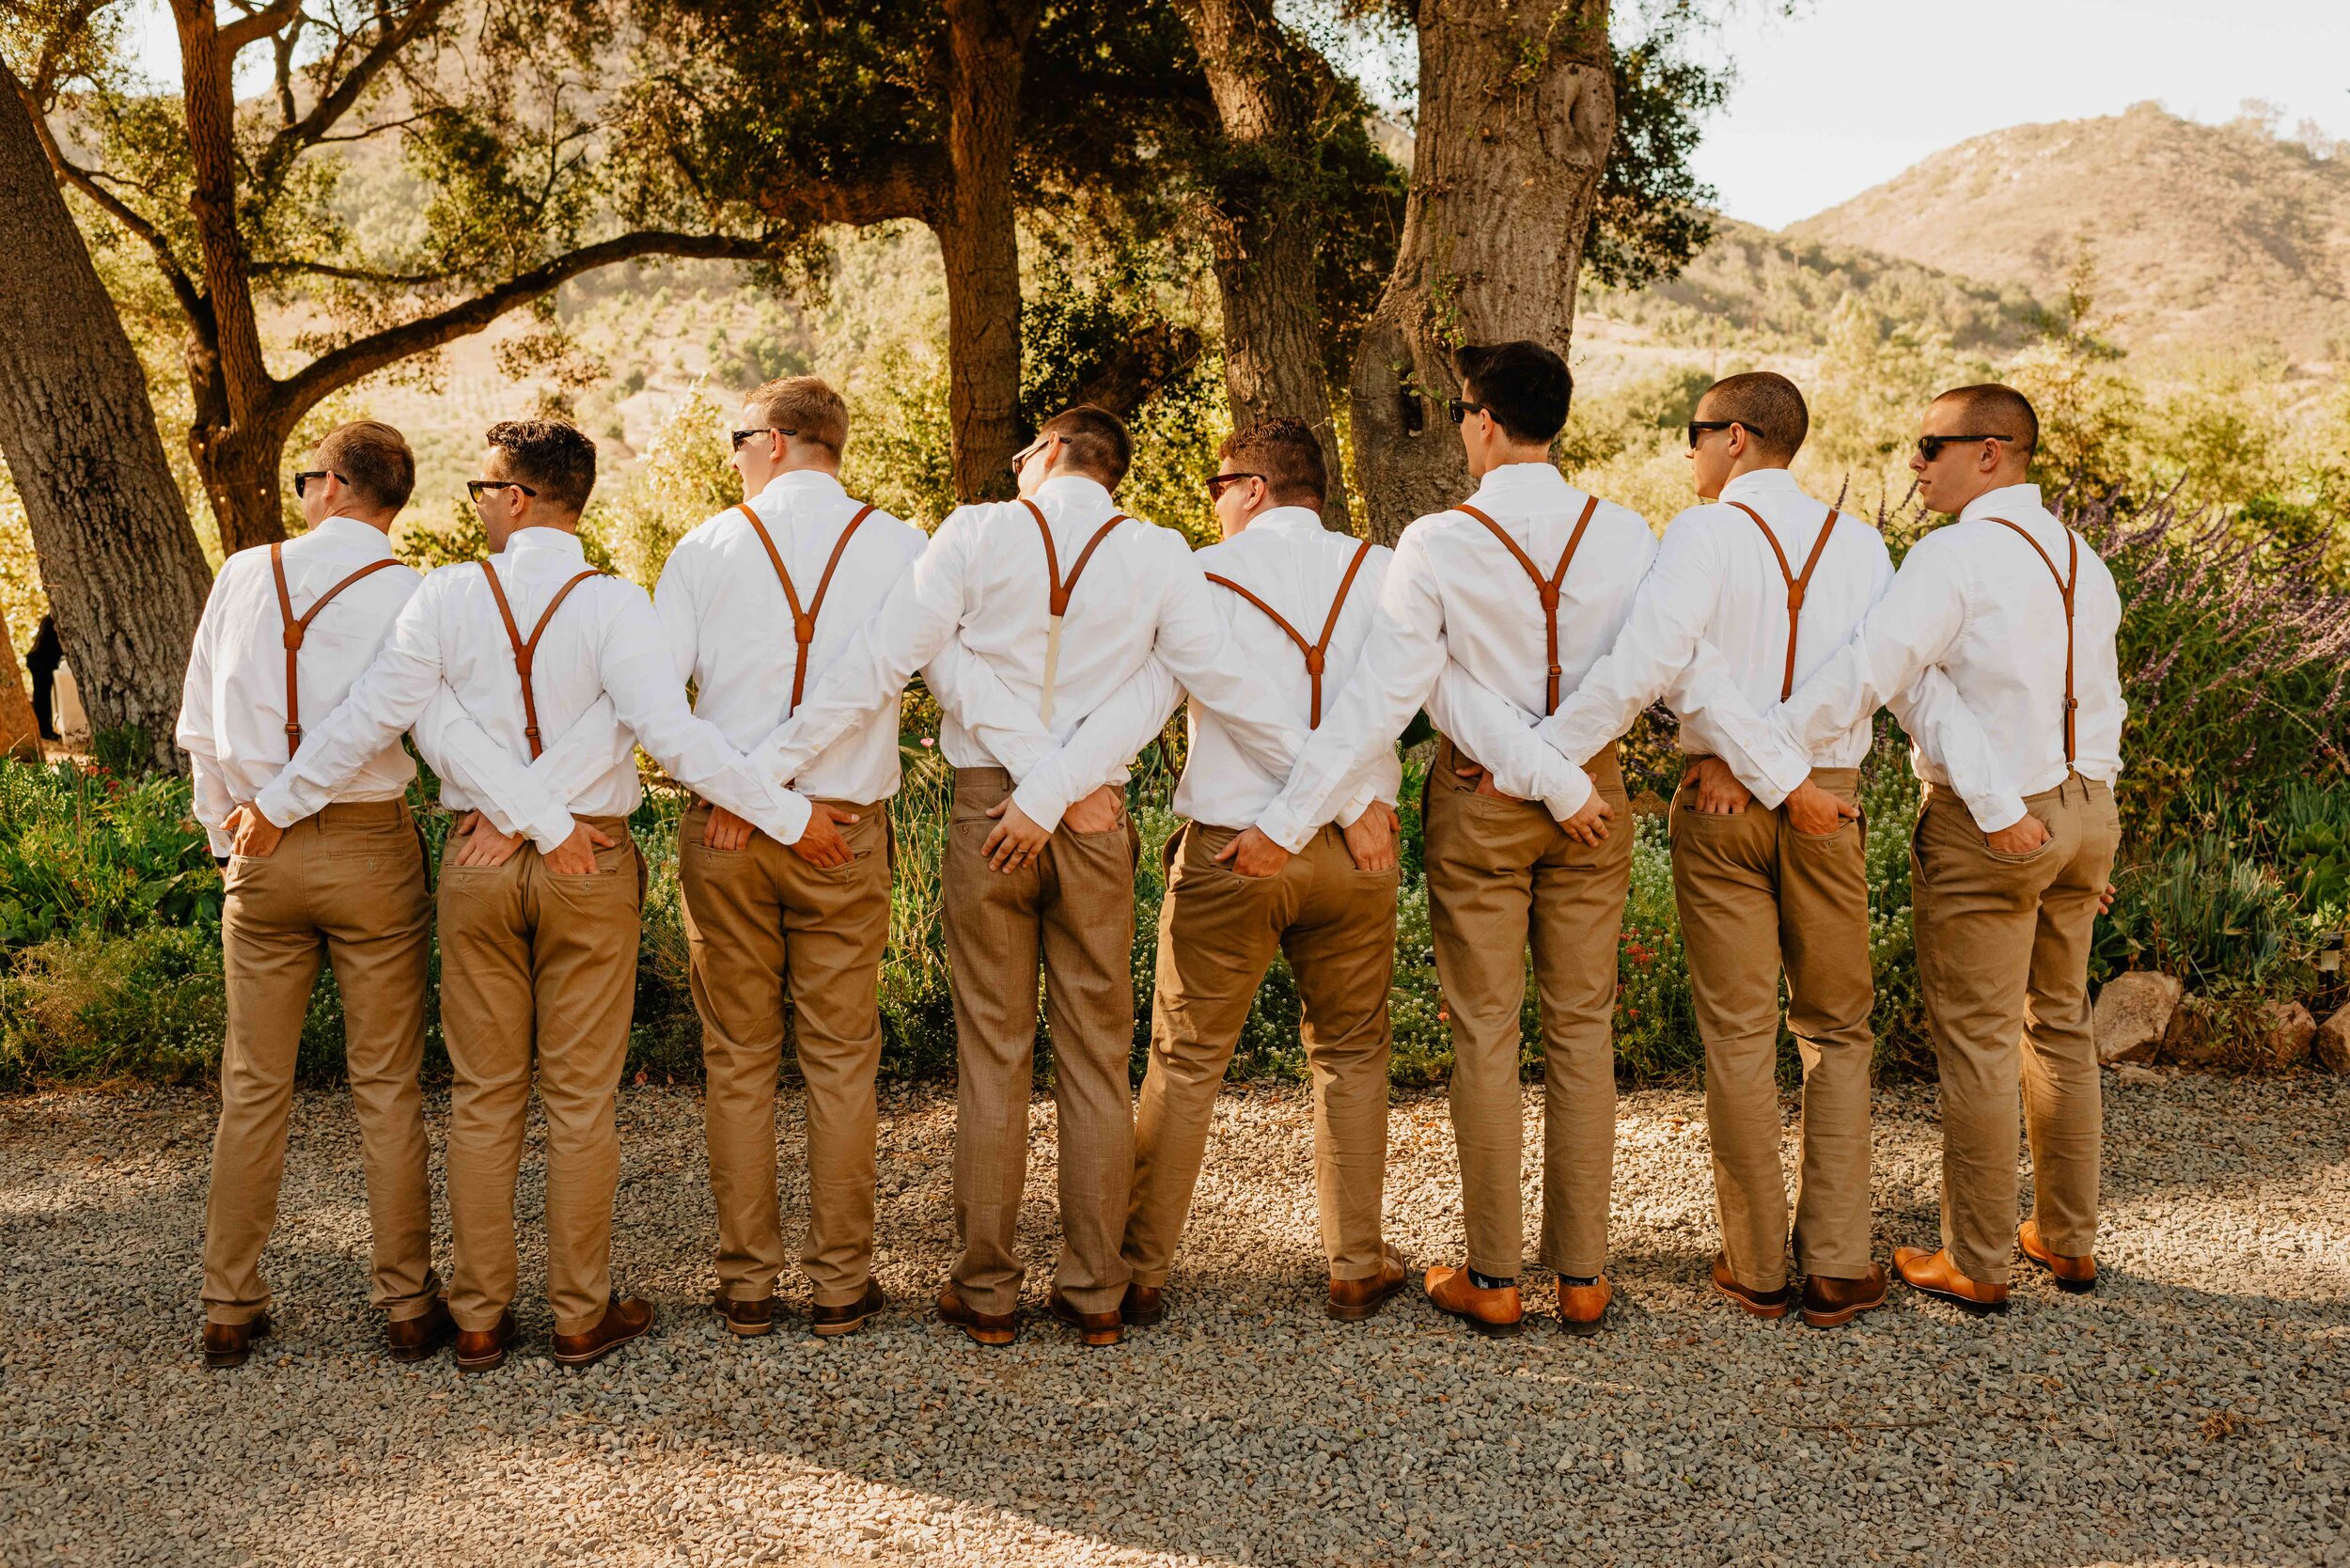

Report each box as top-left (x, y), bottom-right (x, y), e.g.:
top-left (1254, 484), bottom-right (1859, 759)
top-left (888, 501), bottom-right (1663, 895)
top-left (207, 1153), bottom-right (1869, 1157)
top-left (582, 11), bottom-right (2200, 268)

top-left (942, 767), bottom-right (1139, 1317)
top-left (1912, 774), bottom-right (2119, 1284)
top-left (436, 815), bottom-right (643, 1336)
top-left (204, 800), bottom-right (435, 1326)
top-left (1125, 821), bottom-right (1397, 1286)
top-left (1669, 766), bottom-right (1874, 1293)
top-left (1423, 737), bottom-right (1633, 1280)
top-left (679, 797), bottom-right (892, 1308)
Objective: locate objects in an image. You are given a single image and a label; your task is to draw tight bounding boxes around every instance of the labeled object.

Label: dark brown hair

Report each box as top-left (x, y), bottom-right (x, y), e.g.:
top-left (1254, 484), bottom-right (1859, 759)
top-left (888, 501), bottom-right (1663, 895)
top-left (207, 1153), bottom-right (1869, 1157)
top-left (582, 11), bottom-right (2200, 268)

top-left (1700, 371), bottom-right (1810, 461)
top-left (1933, 384), bottom-right (2040, 456)
top-left (485, 419), bottom-right (598, 514)
top-left (746, 375), bottom-right (849, 456)
top-left (315, 420), bottom-right (415, 512)
top-left (1217, 417), bottom-right (1326, 510)
top-left (1037, 405), bottom-right (1132, 489)
top-left (1454, 341), bottom-right (1573, 445)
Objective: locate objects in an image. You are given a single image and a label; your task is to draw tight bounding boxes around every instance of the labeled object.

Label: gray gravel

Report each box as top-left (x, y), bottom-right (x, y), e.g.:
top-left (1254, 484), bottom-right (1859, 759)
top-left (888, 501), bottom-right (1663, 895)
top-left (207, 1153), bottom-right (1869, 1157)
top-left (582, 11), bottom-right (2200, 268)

top-left (3, 1070), bottom-right (2346, 1568)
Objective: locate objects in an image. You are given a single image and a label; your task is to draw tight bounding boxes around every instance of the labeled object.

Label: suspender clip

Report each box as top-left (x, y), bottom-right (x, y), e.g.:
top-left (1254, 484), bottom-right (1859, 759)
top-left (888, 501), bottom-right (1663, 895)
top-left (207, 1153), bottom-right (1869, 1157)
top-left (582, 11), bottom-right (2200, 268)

top-left (282, 626), bottom-right (306, 651)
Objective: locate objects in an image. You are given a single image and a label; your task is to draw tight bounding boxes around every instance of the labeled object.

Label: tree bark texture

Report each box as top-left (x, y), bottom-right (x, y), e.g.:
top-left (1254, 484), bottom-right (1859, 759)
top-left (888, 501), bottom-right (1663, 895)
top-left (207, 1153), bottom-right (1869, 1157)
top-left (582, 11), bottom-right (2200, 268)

top-left (1348, 0), bottom-right (1616, 543)
top-left (1180, 0), bottom-right (1354, 531)
top-left (0, 63), bottom-right (212, 767)
top-left (936, 0), bottom-right (1039, 503)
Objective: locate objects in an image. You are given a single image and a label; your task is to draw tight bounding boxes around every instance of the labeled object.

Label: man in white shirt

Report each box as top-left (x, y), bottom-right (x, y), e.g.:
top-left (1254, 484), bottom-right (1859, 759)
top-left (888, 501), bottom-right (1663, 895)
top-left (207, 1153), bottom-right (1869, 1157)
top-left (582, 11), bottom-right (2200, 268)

top-left (1115, 418), bottom-right (1408, 1325)
top-left (1771, 384), bottom-right (2124, 1313)
top-left (260, 419), bottom-right (810, 1370)
top-left (176, 420), bottom-right (447, 1369)
top-left (1534, 371), bottom-right (1900, 1328)
top-left (751, 405), bottom-right (1308, 1347)
top-left (1237, 341), bottom-right (1650, 1336)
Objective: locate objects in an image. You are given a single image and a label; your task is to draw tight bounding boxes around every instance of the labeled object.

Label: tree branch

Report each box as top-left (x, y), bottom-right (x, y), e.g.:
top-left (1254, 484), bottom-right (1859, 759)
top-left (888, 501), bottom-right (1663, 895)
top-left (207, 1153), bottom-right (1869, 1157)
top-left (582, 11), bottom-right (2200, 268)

top-left (249, 259), bottom-right (446, 286)
top-left (258, 0), bottom-right (457, 185)
top-left (216, 0), bottom-right (303, 58)
top-left (274, 230), bottom-right (779, 417)
top-left (9, 74), bottom-right (205, 326)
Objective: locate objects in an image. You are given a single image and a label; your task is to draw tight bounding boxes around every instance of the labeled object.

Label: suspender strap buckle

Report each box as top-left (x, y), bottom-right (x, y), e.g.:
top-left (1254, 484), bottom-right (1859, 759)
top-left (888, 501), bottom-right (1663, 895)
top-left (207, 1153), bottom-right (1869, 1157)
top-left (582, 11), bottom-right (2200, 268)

top-left (1727, 500), bottom-right (1839, 701)
top-left (269, 541), bottom-right (402, 761)
top-left (733, 499), bottom-right (877, 713)
top-left (282, 626), bottom-right (306, 651)
top-left (1201, 536), bottom-right (1375, 733)
top-left (480, 558), bottom-right (604, 761)
top-left (1457, 496), bottom-right (1600, 716)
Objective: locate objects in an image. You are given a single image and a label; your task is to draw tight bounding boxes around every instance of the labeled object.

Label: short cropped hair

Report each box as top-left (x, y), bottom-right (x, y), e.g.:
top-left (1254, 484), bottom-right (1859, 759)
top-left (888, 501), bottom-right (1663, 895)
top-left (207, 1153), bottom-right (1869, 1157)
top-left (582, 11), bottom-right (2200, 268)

top-left (1933, 384), bottom-right (2040, 457)
top-left (1700, 371), bottom-right (1809, 461)
top-left (1454, 341), bottom-right (1572, 446)
top-left (1217, 417), bottom-right (1326, 510)
top-left (1038, 404), bottom-right (1132, 489)
top-left (485, 419), bottom-right (598, 514)
top-left (746, 375), bottom-right (849, 457)
top-left (315, 420), bottom-right (415, 512)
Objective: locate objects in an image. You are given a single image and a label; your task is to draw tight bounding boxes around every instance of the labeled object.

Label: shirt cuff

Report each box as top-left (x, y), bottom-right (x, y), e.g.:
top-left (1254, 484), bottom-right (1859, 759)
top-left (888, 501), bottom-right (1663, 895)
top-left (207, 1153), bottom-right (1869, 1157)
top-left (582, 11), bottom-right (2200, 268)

top-left (204, 824), bottom-right (235, 857)
top-left (1966, 791), bottom-right (2030, 837)
top-left (252, 781), bottom-right (306, 831)
top-left (1541, 764), bottom-right (1594, 823)
top-left (525, 804), bottom-right (581, 856)
top-left (1009, 775), bottom-right (1071, 834)
top-left (1254, 799), bottom-right (1317, 855)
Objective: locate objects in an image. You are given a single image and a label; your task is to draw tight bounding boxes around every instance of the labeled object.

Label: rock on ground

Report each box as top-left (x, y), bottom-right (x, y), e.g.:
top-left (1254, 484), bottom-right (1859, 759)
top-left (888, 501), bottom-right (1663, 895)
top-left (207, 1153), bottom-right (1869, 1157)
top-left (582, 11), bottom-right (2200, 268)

top-left (2093, 970), bottom-right (2183, 1065)
top-left (3, 1075), bottom-right (2347, 1568)
top-left (2318, 1008), bottom-right (2350, 1074)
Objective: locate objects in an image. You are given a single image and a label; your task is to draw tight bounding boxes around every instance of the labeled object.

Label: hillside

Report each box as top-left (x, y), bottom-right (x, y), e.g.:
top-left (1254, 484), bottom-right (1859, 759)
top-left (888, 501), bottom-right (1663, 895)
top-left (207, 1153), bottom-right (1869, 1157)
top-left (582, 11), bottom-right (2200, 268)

top-left (1791, 102), bottom-right (2350, 367)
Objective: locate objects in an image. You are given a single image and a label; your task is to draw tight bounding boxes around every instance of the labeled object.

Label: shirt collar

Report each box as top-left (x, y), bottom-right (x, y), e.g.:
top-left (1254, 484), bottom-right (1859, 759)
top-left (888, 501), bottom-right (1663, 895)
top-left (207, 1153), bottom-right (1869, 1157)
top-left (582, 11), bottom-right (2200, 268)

top-left (1717, 467), bottom-right (1808, 509)
top-left (1242, 506), bottom-right (1327, 540)
top-left (1035, 474), bottom-right (1115, 511)
top-left (1958, 482), bottom-right (2046, 526)
top-left (757, 468), bottom-right (849, 505)
top-left (500, 525), bottom-right (588, 563)
top-left (1466, 462), bottom-right (1574, 510)
top-left (311, 515), bottom-right (396, 557)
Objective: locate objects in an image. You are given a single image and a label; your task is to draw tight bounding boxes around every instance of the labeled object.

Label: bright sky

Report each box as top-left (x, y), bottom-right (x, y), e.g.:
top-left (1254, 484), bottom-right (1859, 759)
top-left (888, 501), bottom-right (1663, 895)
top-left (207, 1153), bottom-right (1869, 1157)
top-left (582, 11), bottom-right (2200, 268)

top-left (127, 0), bottom-right (2349, 234)
top-left (1681, 0), bottom-right (2350, 227)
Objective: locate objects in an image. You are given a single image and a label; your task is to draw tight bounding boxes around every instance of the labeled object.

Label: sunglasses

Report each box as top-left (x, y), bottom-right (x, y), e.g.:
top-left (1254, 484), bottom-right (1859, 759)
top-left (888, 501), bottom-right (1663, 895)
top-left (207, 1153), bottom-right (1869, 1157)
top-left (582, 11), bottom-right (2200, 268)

top-left (1915, 432), bottom-right (2001, 463)
top-left (1010, 434), bottom-right (1056, 478)
top-left (1446, 399), bottom-right (1488, 425)
top-left (731, 427), bottom-right (798, 451)
top-left (1205, 471), bottom-right (1263, 499)
top-left (465, 479), bottom-right (539, 500)
top-left (1685, 419), bottom-right (1736, 448)
top-left (292, 470), bottom-right (340, 498)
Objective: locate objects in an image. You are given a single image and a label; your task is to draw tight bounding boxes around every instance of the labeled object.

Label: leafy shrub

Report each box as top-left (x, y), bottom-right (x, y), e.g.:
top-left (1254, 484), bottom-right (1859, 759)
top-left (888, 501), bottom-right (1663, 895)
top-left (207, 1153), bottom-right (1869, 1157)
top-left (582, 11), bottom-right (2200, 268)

top-left (0, 925), bottom-right (227, 1086)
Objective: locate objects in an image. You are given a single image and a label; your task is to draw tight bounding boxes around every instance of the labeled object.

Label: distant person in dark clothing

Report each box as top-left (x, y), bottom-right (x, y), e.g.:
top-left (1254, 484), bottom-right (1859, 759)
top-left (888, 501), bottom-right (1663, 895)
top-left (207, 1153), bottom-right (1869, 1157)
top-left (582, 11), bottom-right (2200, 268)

top-left (26, 615), bottom-right (60, 742)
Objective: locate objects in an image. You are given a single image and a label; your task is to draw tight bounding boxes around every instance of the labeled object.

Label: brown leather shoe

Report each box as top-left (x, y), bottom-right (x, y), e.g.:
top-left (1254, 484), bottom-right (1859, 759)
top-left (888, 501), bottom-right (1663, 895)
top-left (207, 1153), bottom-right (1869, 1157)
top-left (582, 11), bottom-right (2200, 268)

top-left (1048, 1289), bottom-right (1124, 1347)
top-left (936, 1284), bottom-right (1015, 1346)
top-left (201, 1312), bottom-right (271, 1369)
top-left (1710, 1255), bottom-right (1791, 1320)
top-left (713, 1292), bottom-right (776, 1338)
top-left (1799, 1266), bottom-right (1888, 1328)
top-left (552, 1296), bottom-right (654, 1368)
top-left (1328, 1245), bottom-right (1409, 1322)
top-left (385, 1298), bottom-right (456, 1363)
top-left (1558, 1274), bottom-right (1614, 1337)
top-left (454, 1310), bottom-right (518, 1373)
top-left (2017, 1220), bottom-right (2096, 1293)
top-left (810, 1280), bottom-right (886, 1339)
top-left (1894, 1247), bottom-right (2009, 1314)
top-left (1121, 1282), bottom-right (1166, 1327)
top-left (1425, 1264), bottom-right (1523, 1336)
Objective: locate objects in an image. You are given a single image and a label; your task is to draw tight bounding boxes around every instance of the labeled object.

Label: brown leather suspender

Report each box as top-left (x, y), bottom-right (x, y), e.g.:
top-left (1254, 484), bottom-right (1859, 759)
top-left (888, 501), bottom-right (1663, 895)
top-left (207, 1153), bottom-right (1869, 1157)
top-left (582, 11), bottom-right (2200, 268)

top-left (1021, 498), bottom-right (1129, 727)
top-left (1985, 516), bottom-right (2081, 765)
top-left (1203, 537), bottom-right (1375, 729)
top-left (1726, 501), bottom-right (1841, 699)
top-left (270, 542), bottom-right (401, 756)
top-left (1457, 495), bottom-right (1600, 714)
top-left (733, 500), bottom-right (877, 711)
top-left (478, 559), bottom-right (604, 760)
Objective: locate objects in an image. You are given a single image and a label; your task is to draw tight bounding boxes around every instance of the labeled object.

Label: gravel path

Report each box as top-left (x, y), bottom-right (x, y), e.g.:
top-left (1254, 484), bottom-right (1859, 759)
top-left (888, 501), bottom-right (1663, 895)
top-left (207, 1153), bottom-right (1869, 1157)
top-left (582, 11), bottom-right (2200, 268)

top-left (3, 1072), bottom-right (2346, 1568)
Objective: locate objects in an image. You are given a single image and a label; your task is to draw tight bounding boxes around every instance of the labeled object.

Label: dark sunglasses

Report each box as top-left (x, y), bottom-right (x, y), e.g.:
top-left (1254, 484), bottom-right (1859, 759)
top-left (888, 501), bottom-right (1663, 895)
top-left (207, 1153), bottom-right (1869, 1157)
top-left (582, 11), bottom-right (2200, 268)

top-left (1446, 399), bottom-right (1488, 425)
top-left (291, 470), bottom-right (340, 497)
top-left (1915, 432), bottom-right (2001, 463)
top-left (731, 427), bottom-right (798, 451)
top-left (1685, 419), bottom-right (1736, 448)
top-left (465, 479), bottom-right (539, 500)
top-left (1205, 471), bottom-right (1263, 499)
top-left (1010, 435), bottom-right (1055, 478)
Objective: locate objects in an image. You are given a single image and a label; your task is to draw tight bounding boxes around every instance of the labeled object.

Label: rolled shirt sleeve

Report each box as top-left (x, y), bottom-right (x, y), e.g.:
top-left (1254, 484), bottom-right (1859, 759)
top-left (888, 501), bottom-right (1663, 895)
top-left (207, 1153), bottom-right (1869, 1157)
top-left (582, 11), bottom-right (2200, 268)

top-left (1428, 662), bottom-right (1594, 822)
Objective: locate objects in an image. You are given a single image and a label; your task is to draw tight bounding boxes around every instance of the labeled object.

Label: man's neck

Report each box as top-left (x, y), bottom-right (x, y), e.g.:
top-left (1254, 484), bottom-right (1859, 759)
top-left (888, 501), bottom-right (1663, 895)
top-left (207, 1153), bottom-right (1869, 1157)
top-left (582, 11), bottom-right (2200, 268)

top-left (1470, 447), bottom-right (1552, 480)
top-left (1703, 462), bottom-right (1791, 503)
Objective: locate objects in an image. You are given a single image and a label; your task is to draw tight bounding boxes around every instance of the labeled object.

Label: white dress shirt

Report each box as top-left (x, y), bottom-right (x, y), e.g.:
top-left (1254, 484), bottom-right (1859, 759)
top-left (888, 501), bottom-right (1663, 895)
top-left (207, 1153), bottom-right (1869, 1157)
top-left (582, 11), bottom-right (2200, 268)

top-left (1252, 463), bottom-right (1656, 852)
top-left (1771, 483), bottom-right (2126, 832)
top-left (1530, 467), bottom-right (1888, 805)
top-left (1168, 507), bottom-right (1400, 830)
top-left (254, 526), bottom-right (806, 850)
top-left (176, 516), bottom-right (422, 855)
top-left (750, 473), bottom-right (1309, 830)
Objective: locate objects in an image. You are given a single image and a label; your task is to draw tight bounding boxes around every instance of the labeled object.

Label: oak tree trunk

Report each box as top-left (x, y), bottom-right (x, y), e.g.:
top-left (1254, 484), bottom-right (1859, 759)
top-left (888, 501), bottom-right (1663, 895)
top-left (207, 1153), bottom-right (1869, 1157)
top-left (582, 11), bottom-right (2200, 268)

top-left (1181, 0), bottom-right (1354, 531)
top-left (936, 0), bottom-right (1039, 503)
top-left (0, 63), bottom-right (213, 768)
top-left (1348, 0), bottom-right (1616, 543)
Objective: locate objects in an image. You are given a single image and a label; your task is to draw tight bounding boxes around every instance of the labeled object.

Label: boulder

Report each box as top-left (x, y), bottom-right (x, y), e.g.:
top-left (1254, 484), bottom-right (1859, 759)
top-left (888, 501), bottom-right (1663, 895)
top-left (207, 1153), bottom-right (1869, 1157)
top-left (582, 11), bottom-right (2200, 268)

top-left (2170, 997), bottom-right (2317, 1069)
top-left (2094, 971), bottom-right (2182, 1065)
top-left (2256, 1001), bottom-right (2317, 1069)
top-left (2315, 1008), bottom-right (2350, 1074)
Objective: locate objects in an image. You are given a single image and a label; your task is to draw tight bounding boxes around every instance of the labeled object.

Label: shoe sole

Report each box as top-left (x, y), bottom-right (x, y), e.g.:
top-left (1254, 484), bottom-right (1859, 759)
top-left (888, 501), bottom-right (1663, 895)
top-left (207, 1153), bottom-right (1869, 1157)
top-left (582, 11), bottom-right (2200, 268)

top-left (554, 1317), bottom-right (651, 1368)
top-left (946, 1322), bottom-right (1016, 1346)
top-left (1710, 1276), bottom-right (1791, 1320)
top-left (1048, 1306), bottom-right (1123, 1347)
top-left (455, 1345), bottom-right (511, 1373)
top-left (1558, 1312), bottom-right (1607, 1338)
top-left (810, 1305), bottom-right (882, 1338)
top-left (1799, 1294), bottom-right (1887, 1329)
top-left (1899, 1277), bottom-right (2009, 1316)
top-left (1429, 1299), bottom-right (1523, 1337)
top-left (714, 1306), bottom-right (776, 1338)
top-left (203, 1319), bottom-right (271, 1369)
top-left (1121, 1305), bottom-right (1166, 1328)
top-left (386, 1335), bottom-right (455, 1363)
top-left (1327, 1277), bottom-right (1408, 1322)
top-left (2018, 1251), bottom-right (2096, 1294)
